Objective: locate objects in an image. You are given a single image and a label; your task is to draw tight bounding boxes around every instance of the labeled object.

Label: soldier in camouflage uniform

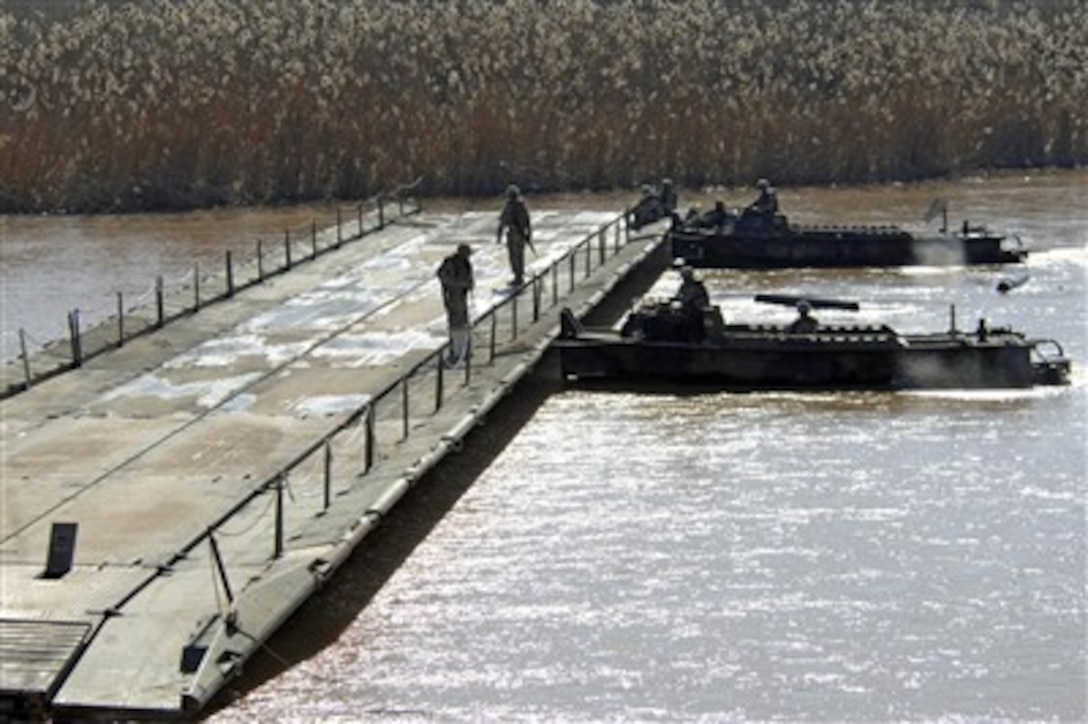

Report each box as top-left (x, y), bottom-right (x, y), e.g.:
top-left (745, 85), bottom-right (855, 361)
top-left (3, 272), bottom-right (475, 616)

top-left (496, 184), bottom-right (533, 287)
top-left (437, 243), bottom-right (475, 366)
top-left (747, 178), bottom-right (778, 216)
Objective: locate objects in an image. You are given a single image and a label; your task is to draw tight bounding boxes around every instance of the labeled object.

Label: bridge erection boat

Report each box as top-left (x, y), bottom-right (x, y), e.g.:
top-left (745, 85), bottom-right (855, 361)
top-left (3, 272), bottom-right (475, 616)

top-left (666, 206), bottom-right (1027, 269)
top-left (555, 297), bottom-right (1070, 390)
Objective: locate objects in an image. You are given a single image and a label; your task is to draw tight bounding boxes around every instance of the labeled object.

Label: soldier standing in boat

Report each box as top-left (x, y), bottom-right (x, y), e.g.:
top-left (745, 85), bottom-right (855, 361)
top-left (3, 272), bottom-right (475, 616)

top-left (747, 178), bottom-right (779, 216)
top-left (673, 263), bottom-right (710, 341)
top-left (496, 184), bottom-right (534, 287)
top-left (660, 178), bottom-right (678, 215)
top-left (628, 184), bottom-right (655, 229)
top-left (787, 299), bottom-right (819, 334)
top-left (674, 264), bottom-right (709, 312)
top-left (437, 243), bottom-right (475, 366)
top-left (695, 200), bottom-right (730, 229)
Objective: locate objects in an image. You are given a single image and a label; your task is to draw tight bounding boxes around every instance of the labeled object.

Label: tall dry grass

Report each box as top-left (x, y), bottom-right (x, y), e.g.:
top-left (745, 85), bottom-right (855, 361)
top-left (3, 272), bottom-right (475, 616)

top-left (1, 0), bottom-right (1085, 212)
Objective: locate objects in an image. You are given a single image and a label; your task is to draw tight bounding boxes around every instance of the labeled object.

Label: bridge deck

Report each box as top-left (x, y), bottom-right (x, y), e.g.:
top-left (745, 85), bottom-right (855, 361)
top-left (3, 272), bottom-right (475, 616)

top-left (0, 208), bottom-right (663, 716)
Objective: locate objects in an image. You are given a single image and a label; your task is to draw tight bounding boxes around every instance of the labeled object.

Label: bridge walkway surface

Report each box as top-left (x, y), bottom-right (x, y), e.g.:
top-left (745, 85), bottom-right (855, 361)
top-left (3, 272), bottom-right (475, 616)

top-left (0, 206), bottom-right (664, 718)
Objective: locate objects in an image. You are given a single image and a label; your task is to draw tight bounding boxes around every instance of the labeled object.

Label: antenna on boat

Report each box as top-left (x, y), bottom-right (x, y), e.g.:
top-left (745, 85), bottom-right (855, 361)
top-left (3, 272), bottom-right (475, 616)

top-left (924, 198), bottom-right (949, 233)
top-left (754, 293), bottom-right (860, 311)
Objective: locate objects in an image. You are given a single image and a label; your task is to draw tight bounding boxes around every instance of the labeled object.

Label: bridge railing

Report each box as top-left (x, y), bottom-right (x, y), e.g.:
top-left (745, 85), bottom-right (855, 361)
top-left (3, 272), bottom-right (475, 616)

top-left (183, 212), bottom-right (632, 604)
top-left (2, 181), bottom-right (423, 400)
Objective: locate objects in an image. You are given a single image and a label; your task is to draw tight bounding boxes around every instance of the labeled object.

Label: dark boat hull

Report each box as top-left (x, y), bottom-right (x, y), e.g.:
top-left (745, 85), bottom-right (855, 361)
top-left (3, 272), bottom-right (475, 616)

top-left (556, 329), bottom-right (1068, 390)
top-left (668, 224), bottom-right (1026, 269)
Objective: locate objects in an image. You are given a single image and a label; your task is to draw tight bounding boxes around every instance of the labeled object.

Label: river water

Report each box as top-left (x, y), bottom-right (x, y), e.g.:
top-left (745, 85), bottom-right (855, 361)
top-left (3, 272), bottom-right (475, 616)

top-left (2, 173), bottom-right (1086, 721)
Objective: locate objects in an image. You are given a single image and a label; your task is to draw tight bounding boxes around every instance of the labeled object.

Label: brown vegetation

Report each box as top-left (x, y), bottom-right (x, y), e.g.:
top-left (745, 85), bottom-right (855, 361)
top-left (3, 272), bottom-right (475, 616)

top-left (1, 0), bottom-right (1085, 213)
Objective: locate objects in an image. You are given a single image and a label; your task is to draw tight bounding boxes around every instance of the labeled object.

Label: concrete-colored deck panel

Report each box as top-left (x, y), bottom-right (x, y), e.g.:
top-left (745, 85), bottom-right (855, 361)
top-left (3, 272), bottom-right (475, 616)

top-left (0, 207), bottom-right (663, 716)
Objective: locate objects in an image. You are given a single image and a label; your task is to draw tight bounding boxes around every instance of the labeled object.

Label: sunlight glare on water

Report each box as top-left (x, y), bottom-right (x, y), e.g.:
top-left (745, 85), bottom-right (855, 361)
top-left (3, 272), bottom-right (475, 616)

top-left (215, 385), bottom-right (1085, 722)
top-left (204, 172), bottom-right (1086, 722)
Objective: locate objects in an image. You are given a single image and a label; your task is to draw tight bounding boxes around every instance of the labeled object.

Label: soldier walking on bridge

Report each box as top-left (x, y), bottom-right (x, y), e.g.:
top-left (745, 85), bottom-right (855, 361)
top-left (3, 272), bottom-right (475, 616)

top-left (496, 184), bottom-right (534, 287)
top-left (437, 243), bottom-right (475, 367)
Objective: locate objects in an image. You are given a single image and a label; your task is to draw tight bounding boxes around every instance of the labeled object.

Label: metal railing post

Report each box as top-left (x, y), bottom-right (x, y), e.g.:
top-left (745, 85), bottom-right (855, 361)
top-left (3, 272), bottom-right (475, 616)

top-left (552, 265), bottom-right (559, 307)
top-left (225, 251), bottom-right (234, 297)
top-left (489, 314), bottom-right (498, 362)
top-left (207, 530), bottom-right (235, 605)
top-left (532, 277), bottom-right (541, 322)
top-left (257, 239), bottom-right (264, 281)
top-left (155, 276), bottom-right (164, 327)
top-left (510, 294), bottom-right (519, 341)
top-left (364, 405), bottom-right (375, 473)
top-left (116, 291), bottom-right (124, 345)
top-left (336, 208), bottom-right (343, 245)
top-left (435, 353), bottom-right (445, 411)
top-left (68, 309), bottom-right (82, 367)
top-left (401, 379), bottom-right (410, 441)
top-left (193, 263), bottom-right (200, 309)
top-left (274, 475), bottom-right (285, 559)
top-left (323, 442), bottom-right (332, 511)
top-left (19, 329), bottom-right (31, 389)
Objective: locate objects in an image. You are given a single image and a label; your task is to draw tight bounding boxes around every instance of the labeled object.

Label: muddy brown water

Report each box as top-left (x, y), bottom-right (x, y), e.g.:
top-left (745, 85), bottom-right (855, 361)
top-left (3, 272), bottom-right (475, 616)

top-left (2, 171), bottom-right (1085, 721)
top-left (3, 172), bottom-right (1084, 363)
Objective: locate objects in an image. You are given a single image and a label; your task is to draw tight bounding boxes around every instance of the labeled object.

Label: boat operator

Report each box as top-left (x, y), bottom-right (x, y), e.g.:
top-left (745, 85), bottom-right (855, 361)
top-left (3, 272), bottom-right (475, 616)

top-left (746, 178), bottom-right (779, 216)
top-left (692, 200), bottom-right (730, 229)
top-left (628, 178), bottom-right (679, 230)
top-left (673, 262), bottom-right (710, 340)
top-left (786, 299), bottom-right (819, 333)
top-left (674, 264), bottom-right (709, 311)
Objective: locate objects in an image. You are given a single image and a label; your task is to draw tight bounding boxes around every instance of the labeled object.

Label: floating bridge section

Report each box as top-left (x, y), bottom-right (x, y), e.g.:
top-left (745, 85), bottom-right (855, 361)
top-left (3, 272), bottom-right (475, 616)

top-left (0, 204), bottom-right (665, 718)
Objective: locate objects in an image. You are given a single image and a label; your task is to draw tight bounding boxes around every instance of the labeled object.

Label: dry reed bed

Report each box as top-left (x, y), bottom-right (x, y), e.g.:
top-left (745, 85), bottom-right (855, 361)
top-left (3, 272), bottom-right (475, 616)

top-left (1, 0), bottom-right (1085, 212)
